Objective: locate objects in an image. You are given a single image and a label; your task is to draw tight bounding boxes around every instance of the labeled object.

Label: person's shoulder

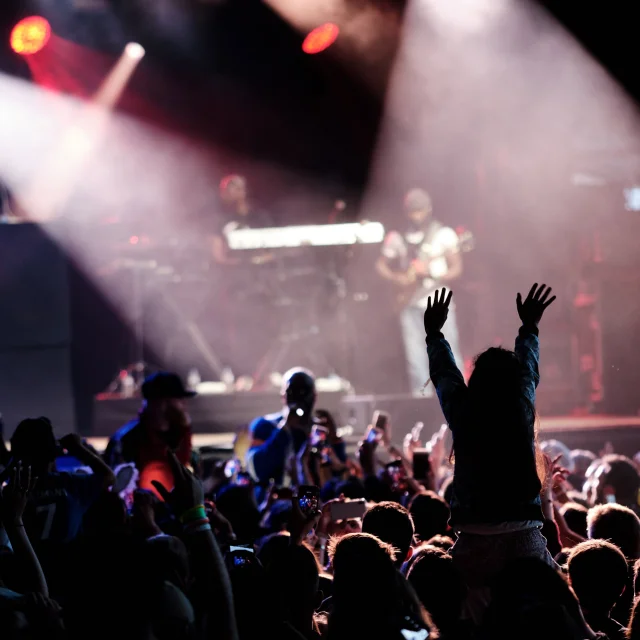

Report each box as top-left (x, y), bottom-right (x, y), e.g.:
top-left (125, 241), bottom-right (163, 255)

top-left (110, 419), bottom-right (140, 442)
top-left (433, 224), bottom-right (459, 248)
top-left (384, 229), bottom-right (404, 242)
top-left (249, 412), bottom-right (282, 440)
top-left (382, 229), bottom-right (405, 256)
top-left (434, 224), bottom-right (458, 239)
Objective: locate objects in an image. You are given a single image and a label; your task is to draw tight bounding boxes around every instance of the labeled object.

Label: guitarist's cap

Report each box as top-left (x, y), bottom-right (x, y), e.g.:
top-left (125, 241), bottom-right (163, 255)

top-left (404, 188), bottom-right (432, 214)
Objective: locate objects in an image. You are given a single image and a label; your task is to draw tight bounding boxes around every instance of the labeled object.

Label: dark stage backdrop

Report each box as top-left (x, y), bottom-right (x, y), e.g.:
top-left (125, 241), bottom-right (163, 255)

top-left (0, 223), bottom-right (74, 436)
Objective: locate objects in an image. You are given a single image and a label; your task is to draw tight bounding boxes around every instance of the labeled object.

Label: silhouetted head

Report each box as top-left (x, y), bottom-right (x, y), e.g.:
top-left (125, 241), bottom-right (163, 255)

top-left (568, 540), bottom-right (628, 615)
top-left (468, 347), bottom-right (521, 396)
top-left (593, 454), bottom-right (640, 510)
top-left (362, 502), bottom-right (415, 566)
top-left (328, 533), bottom-right (430, 640)
top-left (10, 417), bottom-right (57, 473)
top-left (587, 503), bottom-right (640, 560)
top-left (267, 544), bottom-right (321, 624)
top-left (409, 491), bottom-right (450, 543)
top-left (560, 502), bottom-right (588, 538)
top-left (280, 367), bottom-right (316, 416)
top-left (407, 547), bottom-right (464, 634)
top-left (462, 345), bottom-right (542, 493)
top-left (216, 484), bottom-right (260, 543)
top-left (328, 533), bottom-right (398, 612)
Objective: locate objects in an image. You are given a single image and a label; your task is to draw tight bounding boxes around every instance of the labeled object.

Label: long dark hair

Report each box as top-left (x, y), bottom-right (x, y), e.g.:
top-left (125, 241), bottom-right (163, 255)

top-left (454, 347), bottom-right (545, 494)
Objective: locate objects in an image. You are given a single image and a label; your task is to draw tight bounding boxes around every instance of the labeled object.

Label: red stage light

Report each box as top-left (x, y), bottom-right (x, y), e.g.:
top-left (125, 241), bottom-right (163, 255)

top-left (10, 16), bottom-right (51, 56)
top-left (302, 23), bottom-right (339, 55)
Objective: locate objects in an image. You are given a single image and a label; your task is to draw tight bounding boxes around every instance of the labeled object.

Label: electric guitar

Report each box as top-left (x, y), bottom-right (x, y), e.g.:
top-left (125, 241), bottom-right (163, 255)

top-left (393, 229), bottom-right (474, 310)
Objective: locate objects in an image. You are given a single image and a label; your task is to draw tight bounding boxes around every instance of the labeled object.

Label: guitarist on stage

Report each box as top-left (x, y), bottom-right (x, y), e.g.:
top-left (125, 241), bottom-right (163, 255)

top-left (376, 188), bottom-right (464, 394)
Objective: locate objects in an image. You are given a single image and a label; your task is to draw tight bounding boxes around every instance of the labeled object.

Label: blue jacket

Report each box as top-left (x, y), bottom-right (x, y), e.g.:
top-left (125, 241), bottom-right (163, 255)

top-left (245, 412), bottom-right (347, 485)
top-left (426, 326), bottom-right (544, 527)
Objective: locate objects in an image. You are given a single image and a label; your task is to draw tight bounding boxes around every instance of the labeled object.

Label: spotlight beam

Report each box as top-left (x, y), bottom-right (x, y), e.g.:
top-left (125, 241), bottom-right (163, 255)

top-left (20, 43), bottom-right (145, 221)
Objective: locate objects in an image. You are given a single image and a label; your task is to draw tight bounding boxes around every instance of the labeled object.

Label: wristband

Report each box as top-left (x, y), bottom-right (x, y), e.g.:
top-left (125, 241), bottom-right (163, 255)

top-left (183, 517), bottom-right (209, 531)
top-left (180, 505), bottom-right (206, 524)
top-left (185, 522), bottom-right (212, 534)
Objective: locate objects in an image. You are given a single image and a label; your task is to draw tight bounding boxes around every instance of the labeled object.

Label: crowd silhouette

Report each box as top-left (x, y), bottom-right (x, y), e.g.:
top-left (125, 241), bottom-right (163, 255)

top-left (0, 283), bottom-right (639, 640)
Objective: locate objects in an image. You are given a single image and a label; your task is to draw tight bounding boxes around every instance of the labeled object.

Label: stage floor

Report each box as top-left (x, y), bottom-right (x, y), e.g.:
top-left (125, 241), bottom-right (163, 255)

top-left (86, 412), bottom-right (640, 459)
top-left (539, 414), bottom-right (640, 431)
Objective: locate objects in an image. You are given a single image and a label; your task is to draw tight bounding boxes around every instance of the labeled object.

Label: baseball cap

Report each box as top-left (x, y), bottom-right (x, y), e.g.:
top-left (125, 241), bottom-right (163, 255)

top-left (142, 372), bottom-right (196, 401)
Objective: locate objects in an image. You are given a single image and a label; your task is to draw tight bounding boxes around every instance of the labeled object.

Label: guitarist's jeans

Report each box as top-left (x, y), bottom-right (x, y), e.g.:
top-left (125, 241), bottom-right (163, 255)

top-left (401, 301), bottom-right (463, 395)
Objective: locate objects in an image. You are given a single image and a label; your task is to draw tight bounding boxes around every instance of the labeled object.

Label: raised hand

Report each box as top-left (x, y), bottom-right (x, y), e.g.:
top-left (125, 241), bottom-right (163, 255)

top-left (314, 408), bottom-right (339, 441)
top-left (516, 283), bottom-right (556, 327)
top-left (151, 450), bottom-right (204, 517)
top-left (1, 463), bottom-right (37, 526)
top-left (59, 433), bottom-right (84, 453)
top-left (423, 288), bottom-right (453, 336)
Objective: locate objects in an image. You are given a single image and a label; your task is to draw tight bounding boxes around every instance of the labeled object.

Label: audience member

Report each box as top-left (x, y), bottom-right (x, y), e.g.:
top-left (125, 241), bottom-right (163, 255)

top-left (406, 546), bottom-right (466, 638)
top-left (570, 449), bottom-right (597, 490)
top-left (629, 597), bottom-right (640, 640)
top-left (588, 503), bottom-right (640, 626)
top-left (266, 543), bottom-right (322, 639)
top-left (426, 534), bottom-right (455, 552)
top-left (592, 455), bottom-right (640, 515)
top-left (245, 369), bottom-right (346, 492)
top-left (11, 420), bottom-right (115, 543)
top-left (424, 284), bottom-right (556, 619)
top-left (408, 490), bottom-right (450, 543)
top-left (568, 540), bottom-right (629, 640)
top-left (361, 501), bottom-right (415, 566)
top-left (562, 501), bottom-right (589, 538)
top-left (326, 533), bottom-right (430, 640)
top-left (105, 372), bottom-right (194, 495)
top-left (588, 504), bottom-right (640, 561)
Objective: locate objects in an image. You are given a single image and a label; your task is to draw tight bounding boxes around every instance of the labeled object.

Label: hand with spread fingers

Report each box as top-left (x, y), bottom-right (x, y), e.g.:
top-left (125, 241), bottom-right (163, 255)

top-left (151, 450), bottom-right (204, 518)
top-left (516, 283), bottom-right (556, 328)
top-left (1, 463), bottom-right (37, 526)
top-left (423, 287), bottom-right (453, 336)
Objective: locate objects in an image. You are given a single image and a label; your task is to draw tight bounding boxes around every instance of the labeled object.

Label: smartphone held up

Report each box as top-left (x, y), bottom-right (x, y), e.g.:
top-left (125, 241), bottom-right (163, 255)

top-left (298, 485), bottom-right (320, 517)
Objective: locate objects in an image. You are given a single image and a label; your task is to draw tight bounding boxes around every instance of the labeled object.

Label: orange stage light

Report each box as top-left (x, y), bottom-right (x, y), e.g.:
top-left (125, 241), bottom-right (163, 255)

top-left (10, 16), bottom-right (51, 56)
top-left (302, 23), bottom-right (339, 55)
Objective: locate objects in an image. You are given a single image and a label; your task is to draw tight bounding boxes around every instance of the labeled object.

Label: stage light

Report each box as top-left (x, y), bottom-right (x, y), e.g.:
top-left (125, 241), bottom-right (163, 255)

top-left (125, 42), bottom-right (145, 60)
top-left (10, 16), bottom-right (51, 56)
top-left (302, 23), bottom-right (339, 55)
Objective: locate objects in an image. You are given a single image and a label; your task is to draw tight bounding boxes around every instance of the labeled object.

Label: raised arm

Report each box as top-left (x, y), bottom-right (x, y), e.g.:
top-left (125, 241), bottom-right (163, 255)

top-left (245, 417), bottom-right (291, 483)
top-left (60, 433), bottom-right (116, 489)
top-left (424, 288), bottom-right (467, 425)
top-left (515, 283), bottom-right (556, 403)
top-left (152, 452), bottom-right (238, 640)
top-left (1, 465), bottom-right (49, 596)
